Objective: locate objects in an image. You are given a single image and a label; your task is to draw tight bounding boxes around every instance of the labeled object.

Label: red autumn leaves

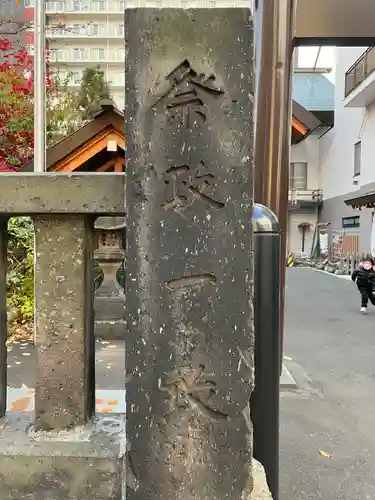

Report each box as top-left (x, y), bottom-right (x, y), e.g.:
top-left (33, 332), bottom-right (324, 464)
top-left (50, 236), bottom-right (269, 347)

top-left (0, 37), bottom-right (53, 171)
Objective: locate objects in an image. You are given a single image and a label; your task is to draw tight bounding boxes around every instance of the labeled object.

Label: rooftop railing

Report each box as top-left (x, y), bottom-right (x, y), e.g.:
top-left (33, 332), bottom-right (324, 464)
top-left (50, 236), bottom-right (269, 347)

top-left (345, 47), bottom-right (375, 97)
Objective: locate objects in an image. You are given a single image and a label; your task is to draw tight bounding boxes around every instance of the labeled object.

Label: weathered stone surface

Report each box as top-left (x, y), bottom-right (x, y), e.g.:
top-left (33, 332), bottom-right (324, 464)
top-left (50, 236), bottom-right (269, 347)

top-left (95, 320), bottom-right (126, 340)
top-left (250, 460), bottom-right (273, 500)
top-left (0, 414), bottom-right (124, 500)
top-left (0, 173), bottom-right (125, 215)
top-left (34, 216), bottom-right (95, 430)
top-left (95, 296), bottom-right (125, 321)
top-left (125, 8), bottom-right (254, 500)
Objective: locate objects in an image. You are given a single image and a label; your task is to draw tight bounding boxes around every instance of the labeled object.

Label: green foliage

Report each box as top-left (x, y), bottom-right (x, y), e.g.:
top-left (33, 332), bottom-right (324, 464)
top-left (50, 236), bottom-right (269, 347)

top-left (7, 217), bottom-right (34, 321)
top-left (78, 66), bottom-right (111, 120)
top-left (47, 71), bottom-right (87, 147)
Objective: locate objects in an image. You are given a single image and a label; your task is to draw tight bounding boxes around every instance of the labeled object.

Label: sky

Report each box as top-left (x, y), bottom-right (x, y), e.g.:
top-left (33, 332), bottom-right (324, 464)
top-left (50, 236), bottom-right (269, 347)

top-left (297, 46), bottom-right (336, 82)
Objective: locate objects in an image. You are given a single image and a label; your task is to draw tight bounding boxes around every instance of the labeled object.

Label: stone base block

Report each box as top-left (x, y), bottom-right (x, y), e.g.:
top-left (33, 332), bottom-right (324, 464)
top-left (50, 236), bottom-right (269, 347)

top-left (95, 296), bottom-right (125, 321)
top-left (95, 320), bottom-right (125, 340)
top-left (0, 414), bottom-right (124, 500)
top-left (250, 459), bottom-right (273, 499)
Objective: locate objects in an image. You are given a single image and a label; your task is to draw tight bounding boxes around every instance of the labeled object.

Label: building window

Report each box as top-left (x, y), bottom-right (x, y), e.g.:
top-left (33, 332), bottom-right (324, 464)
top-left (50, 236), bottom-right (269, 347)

top-left (92, 48), bottom-right (105, 60)
top-left (72, 24), bottom-right (82, 35)
top-left (53, 1), bottom-right (65, 10)
top-left (72, 72), bottom-right (81, 84)
top-left (51, 48), bottom-right (63, 60)
top-left (354, 141), bottom-right (361, 176)
top-left (342, 216), bottom-right (360, 229)
top-left (73, 1), bottom-right (84, 11)
top-left (289, 162), bottom-right (307, 190)
top-left (116, 47), bottom-right (125, 61)
top-left (91, 24), bottom-right (105, 36)
top-left (73, 48), bottom-right (86, 60)
top-left (92, 0), bottom-right (105, 10)
top-left (116, 24), bottom-right (124, 36)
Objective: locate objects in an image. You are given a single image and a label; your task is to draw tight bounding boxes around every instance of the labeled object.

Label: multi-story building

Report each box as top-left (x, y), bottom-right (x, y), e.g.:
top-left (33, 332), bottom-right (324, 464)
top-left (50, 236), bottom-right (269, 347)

top-left (23, 0), bottom-right (126, 109)
top-left (288, 69), bottom-right (334, 256)
top-left (319, 47), bottom-right (375, 255)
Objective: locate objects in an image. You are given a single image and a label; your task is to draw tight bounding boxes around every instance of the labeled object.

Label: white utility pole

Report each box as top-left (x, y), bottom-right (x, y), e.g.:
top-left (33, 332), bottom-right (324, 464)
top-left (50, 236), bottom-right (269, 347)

top-left (34, 0), bottom-right (46, 172)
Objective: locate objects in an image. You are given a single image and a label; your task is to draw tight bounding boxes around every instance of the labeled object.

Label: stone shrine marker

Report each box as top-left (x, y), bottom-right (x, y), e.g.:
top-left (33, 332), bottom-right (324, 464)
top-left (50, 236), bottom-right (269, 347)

top-left (125, 9), bottom-right (254, 499)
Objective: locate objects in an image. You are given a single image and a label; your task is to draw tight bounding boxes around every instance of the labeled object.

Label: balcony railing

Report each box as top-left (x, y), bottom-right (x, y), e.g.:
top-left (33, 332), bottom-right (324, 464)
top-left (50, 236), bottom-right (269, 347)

top-left (50, 48), bottom-right (125, 63)
top-left (288, 188), bottom-right (323, 206)
top-left (53, 74), bottom-right (125, 87)
top-left (46, 1), bottom-right (126, 13)
top-left (46, 25), bottom-right (124, 38)
top-left (345, 47), bottom-right (375, 97)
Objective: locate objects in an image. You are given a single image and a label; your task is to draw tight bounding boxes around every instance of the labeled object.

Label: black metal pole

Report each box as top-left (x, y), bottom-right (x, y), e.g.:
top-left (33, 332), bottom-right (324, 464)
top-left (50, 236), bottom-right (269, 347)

top-left (251, 203), bottom-right (281, 500)
top-left (0, 218), bottom-right (8, 417)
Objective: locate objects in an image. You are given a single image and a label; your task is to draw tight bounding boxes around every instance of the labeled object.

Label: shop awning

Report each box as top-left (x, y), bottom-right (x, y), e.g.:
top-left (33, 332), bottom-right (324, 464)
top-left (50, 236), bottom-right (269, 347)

top-left (344, 182), bottom-right (375, 209)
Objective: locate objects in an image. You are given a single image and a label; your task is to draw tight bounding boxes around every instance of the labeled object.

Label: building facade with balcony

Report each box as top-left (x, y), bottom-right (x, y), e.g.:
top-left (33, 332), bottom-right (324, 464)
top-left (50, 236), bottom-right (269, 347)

top-left (319, 47), bottom-right (375, 254)
top-left (289, 131), bottom-right (323, 256)
top-left (288, 70), bottom-right (334, 256)
top-left (23, 0), bottom-right (126, 109)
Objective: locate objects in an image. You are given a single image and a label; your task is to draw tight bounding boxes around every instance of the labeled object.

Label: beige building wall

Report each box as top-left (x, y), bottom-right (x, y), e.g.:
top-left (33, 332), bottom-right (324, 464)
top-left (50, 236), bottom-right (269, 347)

top-left (288, 132), bottom-right (322, 256)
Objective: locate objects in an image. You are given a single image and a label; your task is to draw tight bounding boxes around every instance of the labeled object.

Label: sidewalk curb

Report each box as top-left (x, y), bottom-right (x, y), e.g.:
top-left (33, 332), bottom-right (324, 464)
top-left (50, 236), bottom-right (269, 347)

top-left (280, 363), bottom-right (297, 388)
top-left (300, 267), bottom-right (352, 281)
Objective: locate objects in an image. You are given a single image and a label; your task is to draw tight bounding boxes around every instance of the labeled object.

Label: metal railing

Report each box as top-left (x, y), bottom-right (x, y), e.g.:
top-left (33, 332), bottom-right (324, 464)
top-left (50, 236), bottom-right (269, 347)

top-left (46, 1), bottom-right (126, 13)
top-left (49, 48), bottom-right (125, 63)
top-left (288, 188), bottom-right (323, 206)
top-left (46, 26), bottom-right (124, 38)
top-left (345, 46), bottom-right (375, 97)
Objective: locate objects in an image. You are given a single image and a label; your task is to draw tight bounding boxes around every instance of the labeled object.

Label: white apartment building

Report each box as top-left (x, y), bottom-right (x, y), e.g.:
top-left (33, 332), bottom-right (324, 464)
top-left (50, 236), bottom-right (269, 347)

top-left (24, 0), bottom-right (247, 110)
top-left (319, 47), bottom-right (375, 254)
top-left (25, 0), bottom-right (126, 109)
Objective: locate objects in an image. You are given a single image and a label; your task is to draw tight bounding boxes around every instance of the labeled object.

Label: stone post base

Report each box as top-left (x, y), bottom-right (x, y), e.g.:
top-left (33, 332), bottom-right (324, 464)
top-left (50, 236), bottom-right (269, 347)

top-left (250, 459), bottom-right (273, 500)
top-left (0, 414), bottom-right (124, 499)
top-left (94, 296), bottom-right (125, 340)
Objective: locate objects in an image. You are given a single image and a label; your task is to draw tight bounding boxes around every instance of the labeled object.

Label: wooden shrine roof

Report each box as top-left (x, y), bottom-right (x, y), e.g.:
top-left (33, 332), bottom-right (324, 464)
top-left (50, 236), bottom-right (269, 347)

top-left (19, 98), bottom-right (317, 173)
top-left (21, 99), bottom-right (124, 173)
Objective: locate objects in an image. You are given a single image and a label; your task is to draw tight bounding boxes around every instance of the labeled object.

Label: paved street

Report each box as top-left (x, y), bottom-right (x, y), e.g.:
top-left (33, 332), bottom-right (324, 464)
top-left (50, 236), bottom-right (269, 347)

top-left (281, 268), bottom-right (375, 500)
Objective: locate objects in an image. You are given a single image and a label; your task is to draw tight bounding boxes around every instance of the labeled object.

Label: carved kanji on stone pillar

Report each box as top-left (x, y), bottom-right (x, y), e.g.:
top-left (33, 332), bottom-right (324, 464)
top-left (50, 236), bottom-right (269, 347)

top-left (125, 8), bottom-right (254, 500)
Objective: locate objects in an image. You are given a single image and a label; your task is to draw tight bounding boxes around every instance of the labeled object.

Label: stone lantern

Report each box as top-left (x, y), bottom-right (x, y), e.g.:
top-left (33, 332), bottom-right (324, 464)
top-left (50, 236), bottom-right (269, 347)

top-left (94, 216), bottom-right (126, 339)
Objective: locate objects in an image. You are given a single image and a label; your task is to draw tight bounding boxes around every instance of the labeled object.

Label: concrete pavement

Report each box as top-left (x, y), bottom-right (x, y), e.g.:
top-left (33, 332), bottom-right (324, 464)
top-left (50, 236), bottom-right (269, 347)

top-left (6, 339), bottom-right (126, 413)
top-left (281, 267), bottom-right (375, 500)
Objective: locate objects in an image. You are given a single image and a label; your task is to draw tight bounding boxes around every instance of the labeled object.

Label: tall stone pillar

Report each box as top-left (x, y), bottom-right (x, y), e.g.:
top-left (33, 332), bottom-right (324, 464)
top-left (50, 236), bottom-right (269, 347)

top-left (125, 9), bottom-right (254, 500)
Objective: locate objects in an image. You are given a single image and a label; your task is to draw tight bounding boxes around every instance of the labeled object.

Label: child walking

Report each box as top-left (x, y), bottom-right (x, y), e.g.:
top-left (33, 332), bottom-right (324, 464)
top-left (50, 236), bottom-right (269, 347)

top-left (351, 255), bottom-right (375, 313)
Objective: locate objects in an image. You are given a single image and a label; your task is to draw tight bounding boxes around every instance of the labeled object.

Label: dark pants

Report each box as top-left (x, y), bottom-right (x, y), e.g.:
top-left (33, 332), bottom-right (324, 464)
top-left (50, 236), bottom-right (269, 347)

top-left (359, 287), bottom-right (375, 307)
